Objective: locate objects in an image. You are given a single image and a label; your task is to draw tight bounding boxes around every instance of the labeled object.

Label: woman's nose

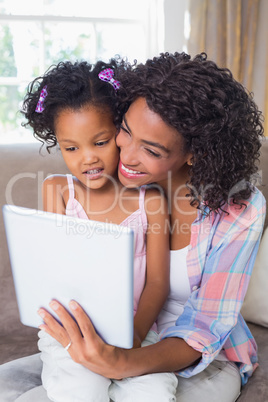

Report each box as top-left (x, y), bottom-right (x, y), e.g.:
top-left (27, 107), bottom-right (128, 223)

top-left (119, 142), bottom-right (140, 166)
top-left (116, 130), bottom-right (139, 166)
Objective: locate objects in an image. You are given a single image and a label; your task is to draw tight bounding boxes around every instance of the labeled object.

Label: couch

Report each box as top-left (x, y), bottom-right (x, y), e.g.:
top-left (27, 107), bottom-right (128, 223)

top-left (0, 141), bottom-right (268, 401)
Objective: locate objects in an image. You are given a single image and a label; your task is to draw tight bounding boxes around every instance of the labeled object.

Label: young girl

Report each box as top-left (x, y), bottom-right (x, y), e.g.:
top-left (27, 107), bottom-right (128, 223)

top-left (21, 60), bottom-right (178, 401)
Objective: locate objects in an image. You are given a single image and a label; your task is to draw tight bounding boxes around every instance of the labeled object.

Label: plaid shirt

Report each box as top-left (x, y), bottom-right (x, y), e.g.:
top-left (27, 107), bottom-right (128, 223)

top-left (159, 188), bottom-right (266, 385)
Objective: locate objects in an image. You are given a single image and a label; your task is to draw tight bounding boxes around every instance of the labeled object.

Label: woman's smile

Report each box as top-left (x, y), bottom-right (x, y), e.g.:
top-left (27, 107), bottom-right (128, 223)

top-left (116, 97), bottom-right (192, 188)
top-left (119, 161), bottom-right (146, 178)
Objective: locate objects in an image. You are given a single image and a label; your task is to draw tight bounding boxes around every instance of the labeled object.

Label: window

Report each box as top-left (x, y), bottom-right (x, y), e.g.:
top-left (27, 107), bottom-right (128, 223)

top-left (0, 0), bottom-right (164, 143)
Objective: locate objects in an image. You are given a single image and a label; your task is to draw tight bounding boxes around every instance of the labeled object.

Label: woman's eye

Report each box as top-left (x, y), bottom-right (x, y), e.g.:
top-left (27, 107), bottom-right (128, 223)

top-left (120, 124), bottom-right (130, 135)
top-left (146, 148), bottom-right (161, 158)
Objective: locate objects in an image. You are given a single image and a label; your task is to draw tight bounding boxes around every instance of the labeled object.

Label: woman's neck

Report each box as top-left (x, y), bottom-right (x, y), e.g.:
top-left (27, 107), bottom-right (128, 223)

top-left (159, 167), bottom-right (197, 249)
top-left (158, 164), bottom-right (191, 199)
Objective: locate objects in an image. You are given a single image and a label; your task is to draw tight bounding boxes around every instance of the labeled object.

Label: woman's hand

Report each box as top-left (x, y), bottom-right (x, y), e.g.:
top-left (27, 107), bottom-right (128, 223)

top-left (38, 300), bottom-right (201, 379)
top-left (38, 300), bottom-right (124, 379)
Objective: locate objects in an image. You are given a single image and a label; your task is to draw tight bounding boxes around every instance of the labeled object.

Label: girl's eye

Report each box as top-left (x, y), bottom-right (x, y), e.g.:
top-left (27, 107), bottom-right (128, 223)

top-left (96, 140), bottom-right (109, 146)
top-left (65, 147), bottom-right (77, 152)
top-left (146, 148), bottom-right (161, 158)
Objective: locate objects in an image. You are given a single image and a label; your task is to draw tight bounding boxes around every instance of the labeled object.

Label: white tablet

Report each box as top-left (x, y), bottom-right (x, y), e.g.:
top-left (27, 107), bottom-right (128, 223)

top-left (2, 204), bottom-right (134, 349)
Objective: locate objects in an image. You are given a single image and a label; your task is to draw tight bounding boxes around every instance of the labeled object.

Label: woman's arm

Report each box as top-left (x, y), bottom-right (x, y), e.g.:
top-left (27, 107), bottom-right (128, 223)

top-left (159, 190), bottom-right (266, 379)
top-left (133, 190), bottom-right (170, 347)
top-left (38, 191), bottom-right (265, 381)
top-left (38, 300), bottom-right (201, 379)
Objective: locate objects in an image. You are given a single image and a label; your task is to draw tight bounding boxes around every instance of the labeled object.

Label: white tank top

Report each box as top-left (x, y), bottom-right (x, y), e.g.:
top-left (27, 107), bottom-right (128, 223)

top-left (157, 245), bottom-right (228, 361)
top-left (157, 246), bottom-right (191, 332)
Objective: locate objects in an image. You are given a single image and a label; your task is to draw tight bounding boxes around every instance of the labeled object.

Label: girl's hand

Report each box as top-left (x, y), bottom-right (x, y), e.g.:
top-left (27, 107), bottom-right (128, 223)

top-left (38, 300), bottom-right (123, 379)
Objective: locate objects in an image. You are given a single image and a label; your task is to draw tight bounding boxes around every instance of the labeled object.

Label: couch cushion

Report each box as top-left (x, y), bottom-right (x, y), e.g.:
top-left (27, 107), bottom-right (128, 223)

top-left (241, 226), bottom-right (268, 327)
top-left (0, 142), bottom-right (68, 341)
top-left (258, 138), bottom-right (268, 230)
top-left (240, 138), bottom-right (268, 327)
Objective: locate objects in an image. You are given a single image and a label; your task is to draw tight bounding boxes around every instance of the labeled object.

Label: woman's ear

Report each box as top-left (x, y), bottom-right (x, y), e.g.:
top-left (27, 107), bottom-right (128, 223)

top-left (186, 155), bottom-right (193, 166)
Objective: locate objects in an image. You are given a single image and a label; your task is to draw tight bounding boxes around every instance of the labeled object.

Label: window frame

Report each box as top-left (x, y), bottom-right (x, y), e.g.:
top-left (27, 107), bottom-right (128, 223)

top-left (0, 13), bottom-right (149, 86)
top-left (0, 2), bottom-right (164, 143)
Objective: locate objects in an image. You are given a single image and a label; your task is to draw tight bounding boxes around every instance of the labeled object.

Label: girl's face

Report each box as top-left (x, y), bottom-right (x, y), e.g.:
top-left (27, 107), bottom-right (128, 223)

top-left (116, 97), bottom-right (192, 188)
top-left (55, 106), bottom-right (119, 191)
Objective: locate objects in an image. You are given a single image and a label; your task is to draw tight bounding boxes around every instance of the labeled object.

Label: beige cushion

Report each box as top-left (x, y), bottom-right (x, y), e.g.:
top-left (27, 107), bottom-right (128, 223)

top-left (241, 226), bottom-right (268, 327)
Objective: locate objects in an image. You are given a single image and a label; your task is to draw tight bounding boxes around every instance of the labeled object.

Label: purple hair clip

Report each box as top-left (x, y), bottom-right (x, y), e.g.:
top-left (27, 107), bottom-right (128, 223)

top-left (98, 68), bottom-right (120, 91)
top-left (35, 85), bottom-right (48, 113)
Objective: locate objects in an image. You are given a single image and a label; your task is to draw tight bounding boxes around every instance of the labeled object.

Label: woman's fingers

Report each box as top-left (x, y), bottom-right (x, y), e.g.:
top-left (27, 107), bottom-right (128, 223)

top-left (67, 300), bottom-right (120, 377)
top-left (38, 300), bottom-right (82, 349)
top-left (38, 299), bottom-right (119, 377)
top-left (49, 300), bottom-right (82, 341)
top-left (68, 300), bottom-right (97, 341)
top-left (38, 300), bottom-right (100, 356)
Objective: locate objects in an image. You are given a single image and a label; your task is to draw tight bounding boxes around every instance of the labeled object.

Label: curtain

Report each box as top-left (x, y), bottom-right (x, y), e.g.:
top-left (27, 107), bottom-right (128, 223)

top-left (187, 0), bottom-right (268, 136)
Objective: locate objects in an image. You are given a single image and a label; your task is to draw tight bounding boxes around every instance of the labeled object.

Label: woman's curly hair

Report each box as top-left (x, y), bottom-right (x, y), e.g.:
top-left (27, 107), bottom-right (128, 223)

top-left (115, 52), bottom-right (264, 212)
top-left (21, 59), bottom-right (125, 151)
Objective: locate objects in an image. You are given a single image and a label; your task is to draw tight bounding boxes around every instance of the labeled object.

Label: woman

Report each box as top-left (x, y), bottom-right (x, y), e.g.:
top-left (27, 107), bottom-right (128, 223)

top-left (1, 52), bottom-right (265, 402)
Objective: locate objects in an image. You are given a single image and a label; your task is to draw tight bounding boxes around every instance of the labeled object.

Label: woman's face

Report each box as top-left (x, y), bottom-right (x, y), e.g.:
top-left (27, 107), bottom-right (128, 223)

top-left (116, 97), bottom-right (192, 188)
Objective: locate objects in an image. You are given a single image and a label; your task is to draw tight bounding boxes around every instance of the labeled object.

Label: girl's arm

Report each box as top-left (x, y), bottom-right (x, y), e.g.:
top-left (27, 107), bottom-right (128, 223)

top-left (42, 175), bottom-right (67, 214)
top-left (133, 189), bottom-right (170, 347)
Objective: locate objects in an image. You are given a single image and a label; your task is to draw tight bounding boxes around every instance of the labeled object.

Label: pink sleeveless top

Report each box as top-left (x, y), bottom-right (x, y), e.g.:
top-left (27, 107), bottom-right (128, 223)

top-left (65, 175), bottom-right (156, 330)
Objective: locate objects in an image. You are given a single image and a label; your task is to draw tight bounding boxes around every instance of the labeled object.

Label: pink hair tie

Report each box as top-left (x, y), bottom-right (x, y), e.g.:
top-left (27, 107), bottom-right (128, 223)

top-left (35, 85), bottom-right (48, 113)
top-left (98, 68), bottom-right (120, 91)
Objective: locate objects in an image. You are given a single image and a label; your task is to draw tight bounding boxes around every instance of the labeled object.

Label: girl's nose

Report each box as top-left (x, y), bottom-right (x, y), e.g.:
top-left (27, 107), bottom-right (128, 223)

top-left (82, 150), bottom-right (98, 165)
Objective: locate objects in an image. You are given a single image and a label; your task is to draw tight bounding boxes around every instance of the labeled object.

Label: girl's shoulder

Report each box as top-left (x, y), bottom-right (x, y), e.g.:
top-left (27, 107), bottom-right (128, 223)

top-left (42, 174), bottom-right (70, 194)
top-left (43, 174), bottom-right (68, 185)
top-left (138, 187), bottom-right (169, 226)
top-left (118, 187), bottom-right (140, 213)
top-left (119, 186), bottom-right (167, 211)
top-left (143, 186), bottom-right (168, 216)
top-left (42, 174), bottom-right (70, 214)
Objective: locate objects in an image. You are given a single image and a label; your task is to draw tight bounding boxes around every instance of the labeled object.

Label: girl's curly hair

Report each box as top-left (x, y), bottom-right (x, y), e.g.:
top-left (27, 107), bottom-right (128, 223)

top-left (115, 52), bottom-right (264, 212)
top-left (21, 59), bottom-right (125, 151)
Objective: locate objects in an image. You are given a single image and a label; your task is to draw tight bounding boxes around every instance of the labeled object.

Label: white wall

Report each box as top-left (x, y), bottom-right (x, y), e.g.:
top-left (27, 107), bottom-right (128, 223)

top-left (164, 0), bottom-right (188, 53)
